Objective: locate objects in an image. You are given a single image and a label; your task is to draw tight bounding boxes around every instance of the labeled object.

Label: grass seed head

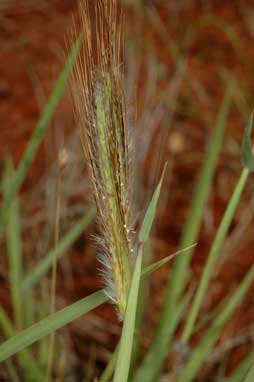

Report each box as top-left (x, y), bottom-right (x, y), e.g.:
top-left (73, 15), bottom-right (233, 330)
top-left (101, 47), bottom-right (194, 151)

top-left (70, 0), bottom-right (134, 317)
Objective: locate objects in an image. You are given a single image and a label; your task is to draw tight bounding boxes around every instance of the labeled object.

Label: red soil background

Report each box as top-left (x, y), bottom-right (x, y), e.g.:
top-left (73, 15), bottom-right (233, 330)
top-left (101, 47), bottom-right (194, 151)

top-left (0, 1), bottom-right (253, 381)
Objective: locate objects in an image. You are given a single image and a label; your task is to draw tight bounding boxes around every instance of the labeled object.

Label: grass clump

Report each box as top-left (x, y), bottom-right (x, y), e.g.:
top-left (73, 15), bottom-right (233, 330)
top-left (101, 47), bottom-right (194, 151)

top-left (0, 1), bottom-right (253, 382)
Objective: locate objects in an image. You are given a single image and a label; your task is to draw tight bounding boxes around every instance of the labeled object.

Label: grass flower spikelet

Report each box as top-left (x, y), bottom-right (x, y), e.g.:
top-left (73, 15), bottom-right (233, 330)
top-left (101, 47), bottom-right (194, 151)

top-left (71, 0), bottom-right (134, 317)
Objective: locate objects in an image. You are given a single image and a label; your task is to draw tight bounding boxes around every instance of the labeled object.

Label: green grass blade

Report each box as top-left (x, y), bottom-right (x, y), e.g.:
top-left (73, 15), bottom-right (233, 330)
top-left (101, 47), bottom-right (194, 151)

top-left (0, 290), bottom-right (107, 362)
top-left (103, 281), bottom-right (190, 382)
top-left (23, 287), bottom-right (35, 328)
top-left (114, 166), bottom-right (165, 382)
top-left (0, 243), bottom-right (192, 371)
top-left (22, 206), bottom-right (95, 293)
top-left (182, 167), bottom-right (249, 342)
top-left (216, 355), bottom-right (228, 381)
top-left (193, 296), bottom-right (225, 334)
top-left (1, 240), bottom-right (195, 365)
top-left (113, 248), bottom-right (143, 382)
top-left (228, 352), bottom-right (254, 381)
top-left (101, 244), bottom-right (193, 382)
top-left (7, 195), bottom-right (23, 330)
top-left (134, 293), bottom-right (190, 382)
top-left (4, 160), bottom-right (23, 330)
top-left (241, 365), bottom-right (254, 382)
top-left (179, 267), bottom-right (253, 382)
top-left (0, 37), bottom-right (81, 236)
top-left (171, 88), bottom-right (231, 290)
top-left (137, 89), bottom-right (231, 382)
top-left (242, 114), bottom-right (254, 172)
top-left (142, 244), bottom-right (197, 277)
top-left (0, 307), bottom-right (44, 381)
top-left (0, 233), bottom-right (197, 366)
top-left (4, 359), bottom-right (19, 382)
top-left (38, 286), bottom-right (49, 369)
top-left (101, 244), bottom-right (194, 382)
top-left (2, 161), bottom-right (43, 380)
top-left (100, 345), bottom-right (119, 382)
top-left (129, 244), bottom-right (151, 377)
top-left (139, 163), bottom-right (167, 243)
